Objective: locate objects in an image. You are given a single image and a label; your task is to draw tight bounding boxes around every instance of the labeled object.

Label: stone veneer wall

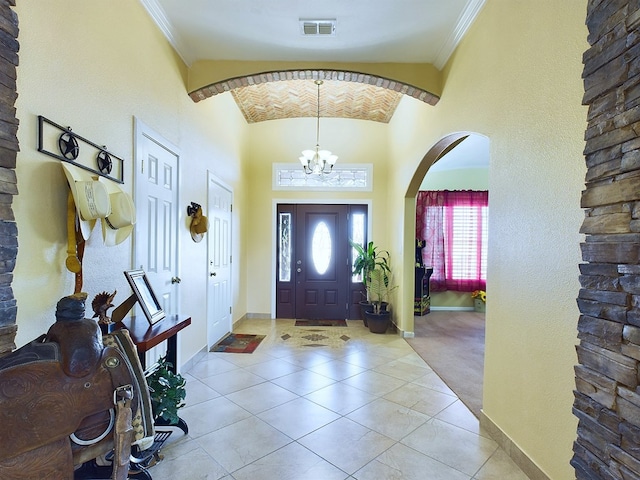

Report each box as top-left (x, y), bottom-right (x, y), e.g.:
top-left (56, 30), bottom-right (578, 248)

top-left (0, 0), bottom-right (18, 357)
top-left (573, 0), bottom-right (640, 478)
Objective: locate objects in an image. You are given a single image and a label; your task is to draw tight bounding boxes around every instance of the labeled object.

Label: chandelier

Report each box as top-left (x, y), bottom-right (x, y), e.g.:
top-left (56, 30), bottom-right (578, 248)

top-left (299, 80), bottom-right (338, 175)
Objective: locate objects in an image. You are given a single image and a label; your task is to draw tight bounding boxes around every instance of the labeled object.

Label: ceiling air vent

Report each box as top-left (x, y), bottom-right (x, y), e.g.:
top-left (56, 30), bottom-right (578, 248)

top-left (300, 19), bottom-right (336, 36)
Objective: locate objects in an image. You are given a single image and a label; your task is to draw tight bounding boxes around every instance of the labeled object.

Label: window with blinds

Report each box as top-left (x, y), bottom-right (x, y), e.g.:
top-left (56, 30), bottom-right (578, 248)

top-left (445, 205), bottom-right (488, 283)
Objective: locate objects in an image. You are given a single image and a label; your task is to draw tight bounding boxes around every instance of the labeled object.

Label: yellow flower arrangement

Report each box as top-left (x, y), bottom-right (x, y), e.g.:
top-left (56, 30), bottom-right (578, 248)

top-left (471, 290), bottom-right (486, 303)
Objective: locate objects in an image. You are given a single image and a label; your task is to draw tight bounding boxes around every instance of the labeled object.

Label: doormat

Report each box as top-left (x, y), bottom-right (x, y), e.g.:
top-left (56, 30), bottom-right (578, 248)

top-left (210, 333), bottom-right (265, 353)
top-left (295, 319), bottom-right (348, 327)
top-left (281, 329), bottom-right (351, 348)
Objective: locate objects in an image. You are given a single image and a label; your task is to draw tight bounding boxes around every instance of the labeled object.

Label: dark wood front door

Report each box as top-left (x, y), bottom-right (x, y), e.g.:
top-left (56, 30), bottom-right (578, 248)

top-left (276, 204), bottom-right (367, 320)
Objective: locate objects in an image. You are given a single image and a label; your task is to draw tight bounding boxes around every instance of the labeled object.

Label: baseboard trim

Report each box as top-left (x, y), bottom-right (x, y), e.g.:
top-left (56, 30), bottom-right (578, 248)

top-left (479, 411), bottom-right (550, 480)
top-left (429, 306), bottom-right (475, 311)
top-left (244, 313), bottom-right (272, 320)
top-left (181, 345), bottom-right (208, 374)
top-left (399, 328), bottom-right (415, 338)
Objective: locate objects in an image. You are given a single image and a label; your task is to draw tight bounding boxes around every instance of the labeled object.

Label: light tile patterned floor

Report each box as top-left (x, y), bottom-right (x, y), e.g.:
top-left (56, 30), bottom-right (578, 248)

top-left (147, 318), bottom-right (530, 480)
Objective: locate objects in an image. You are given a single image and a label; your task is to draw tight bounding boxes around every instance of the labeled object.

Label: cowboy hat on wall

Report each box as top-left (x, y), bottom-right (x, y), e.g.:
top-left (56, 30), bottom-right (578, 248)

top-left (188, 203), bottom-right (209, 243)
top-left (100, 178), bottom-right (136, 246)
top-left (62, 162), bottom-right (135, 246)
top-left (61, 162), bottom-right (111, 241)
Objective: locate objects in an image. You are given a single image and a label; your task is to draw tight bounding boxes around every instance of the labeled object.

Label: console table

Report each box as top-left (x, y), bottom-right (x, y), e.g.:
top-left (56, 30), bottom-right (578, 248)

top-left (116, 315), bottom-right (191, 371)
top-left (116, 315), bottom-right (191, 434)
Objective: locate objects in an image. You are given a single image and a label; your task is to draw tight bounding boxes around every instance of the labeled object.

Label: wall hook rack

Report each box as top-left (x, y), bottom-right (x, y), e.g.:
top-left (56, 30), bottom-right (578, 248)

top-left (37, 115), bottom-right (125, 184)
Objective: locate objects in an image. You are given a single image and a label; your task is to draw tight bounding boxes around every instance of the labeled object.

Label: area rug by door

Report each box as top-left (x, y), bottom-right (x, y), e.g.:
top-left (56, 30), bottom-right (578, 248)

top-left (295, 319), bottom-right (348, 327)
top-left (210, 333), bottom-right (265, 353)
top-left (280, 328), bottom-right (351, 348)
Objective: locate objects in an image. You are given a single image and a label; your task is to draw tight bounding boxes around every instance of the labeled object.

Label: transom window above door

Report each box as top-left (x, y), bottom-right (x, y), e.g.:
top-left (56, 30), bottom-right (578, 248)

top-left (273, 163), bottom-right (373, 191)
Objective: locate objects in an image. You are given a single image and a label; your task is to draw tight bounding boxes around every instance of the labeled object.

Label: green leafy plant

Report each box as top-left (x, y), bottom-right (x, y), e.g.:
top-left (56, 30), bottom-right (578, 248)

top-left (350, 241), bottom-right (390, 290)
top-left (146, 355), bottom-right (187, 424)
top-left (367, 266), bottom-right (397, 314)
top-left (351, 240), bottom-right (393, 313)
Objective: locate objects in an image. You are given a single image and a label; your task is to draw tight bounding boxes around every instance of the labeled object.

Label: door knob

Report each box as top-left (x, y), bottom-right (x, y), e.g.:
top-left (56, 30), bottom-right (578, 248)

top-left (210, 272), bottom-right (217, 277)
top-left (296, 268), bottom-right (302, 273)
top-left (171, 276), bottom-right (181, 284)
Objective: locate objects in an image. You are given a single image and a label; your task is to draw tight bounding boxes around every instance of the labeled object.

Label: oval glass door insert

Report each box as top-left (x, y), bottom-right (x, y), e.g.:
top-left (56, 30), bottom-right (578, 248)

top-left (312, 221), bottom-right (332, 275)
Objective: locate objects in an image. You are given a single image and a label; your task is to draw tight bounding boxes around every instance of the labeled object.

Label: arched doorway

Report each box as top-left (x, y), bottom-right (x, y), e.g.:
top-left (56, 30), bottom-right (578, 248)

top-left (403, 132), bottom-right (489, 418)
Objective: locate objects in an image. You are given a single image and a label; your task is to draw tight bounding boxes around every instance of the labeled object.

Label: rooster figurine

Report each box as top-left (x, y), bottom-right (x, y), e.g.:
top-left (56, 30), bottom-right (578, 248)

top-left (92, 290), bottom-right (117, 325)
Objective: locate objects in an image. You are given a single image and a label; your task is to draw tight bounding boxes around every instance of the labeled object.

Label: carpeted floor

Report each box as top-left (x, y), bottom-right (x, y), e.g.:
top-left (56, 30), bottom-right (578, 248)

top-left (406, 310), bottom-right (485, 418)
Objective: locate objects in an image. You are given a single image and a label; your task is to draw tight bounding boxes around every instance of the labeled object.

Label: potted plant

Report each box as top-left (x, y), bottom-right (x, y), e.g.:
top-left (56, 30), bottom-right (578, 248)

top-left (146, 355), bottom-right (187, 425)
top-left (364, 264), bottom-right (397, 333)
top-left (471, 290), bottom-right (486, 313)
top-left (350, 241), bottom-right (391, 325)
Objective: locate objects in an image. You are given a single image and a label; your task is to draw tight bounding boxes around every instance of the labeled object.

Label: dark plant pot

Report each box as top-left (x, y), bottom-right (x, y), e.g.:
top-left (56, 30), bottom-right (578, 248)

top-left (359, 301), bottom-right (373, 326)
top-left (365, 310), bottom-right (391, 334)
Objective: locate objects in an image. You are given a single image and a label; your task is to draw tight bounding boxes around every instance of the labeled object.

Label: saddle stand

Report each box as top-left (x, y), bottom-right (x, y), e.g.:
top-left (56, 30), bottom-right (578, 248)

top-left (0, 293), bottom-right (153, 480)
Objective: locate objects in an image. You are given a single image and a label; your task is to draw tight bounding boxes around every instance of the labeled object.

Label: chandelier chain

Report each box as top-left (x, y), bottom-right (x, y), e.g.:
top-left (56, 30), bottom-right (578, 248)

top-left (316, 80), bottom-right (320, 147)
top-left (299, 79), bottom-right (337, 175)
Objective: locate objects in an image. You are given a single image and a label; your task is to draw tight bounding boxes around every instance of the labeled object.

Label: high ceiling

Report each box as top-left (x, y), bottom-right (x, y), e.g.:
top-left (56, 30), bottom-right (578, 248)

top-left (141, 0), bottom-right (484, 123)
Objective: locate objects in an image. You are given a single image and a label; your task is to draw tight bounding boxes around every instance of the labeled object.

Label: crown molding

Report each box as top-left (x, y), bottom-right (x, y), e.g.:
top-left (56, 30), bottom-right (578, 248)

top-left (138, 0), bottom-right (192, 66)
top-left (434, 0), bottom-right (486, 70)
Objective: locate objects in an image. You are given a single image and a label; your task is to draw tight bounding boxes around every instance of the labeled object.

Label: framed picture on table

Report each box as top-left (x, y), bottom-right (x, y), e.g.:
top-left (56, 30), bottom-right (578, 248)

top-left (124, 269), bottom-right (166, 325)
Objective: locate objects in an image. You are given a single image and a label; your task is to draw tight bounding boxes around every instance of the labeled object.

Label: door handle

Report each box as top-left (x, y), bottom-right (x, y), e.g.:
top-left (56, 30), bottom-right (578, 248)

top-left (210, 272), bottom-right (217, 277)
top-left (171, 276), bottom-right (181, 284)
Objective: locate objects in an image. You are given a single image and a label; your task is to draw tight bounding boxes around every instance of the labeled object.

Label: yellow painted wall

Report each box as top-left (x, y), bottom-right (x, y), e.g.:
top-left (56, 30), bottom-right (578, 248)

top-left (419, 167), bottom-right (489, 191)
top-left (430, 291), bottom-right (474, 310)
top-left (13, 1), bottom-right (249, 367)
top-left (387, 1), bottom-right (587, 478)
top-left (243, 117), bottom-right (391, 315)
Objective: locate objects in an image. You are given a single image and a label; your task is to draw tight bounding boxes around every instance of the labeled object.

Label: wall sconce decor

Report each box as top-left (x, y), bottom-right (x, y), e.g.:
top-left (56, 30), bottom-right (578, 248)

top-left (187, 202), bottom-right (208, 243)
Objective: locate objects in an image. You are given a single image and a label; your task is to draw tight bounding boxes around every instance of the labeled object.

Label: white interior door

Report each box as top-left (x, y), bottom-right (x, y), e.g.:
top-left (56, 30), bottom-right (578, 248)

top-left (134, 118), bottom-right (180, 366)
top-left (207, 172), bottom-right (232, 347)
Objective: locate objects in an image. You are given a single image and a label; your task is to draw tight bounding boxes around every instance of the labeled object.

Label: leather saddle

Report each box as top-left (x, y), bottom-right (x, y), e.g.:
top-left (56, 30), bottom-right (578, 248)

top-left (0, 293), bottom-right (151, 480)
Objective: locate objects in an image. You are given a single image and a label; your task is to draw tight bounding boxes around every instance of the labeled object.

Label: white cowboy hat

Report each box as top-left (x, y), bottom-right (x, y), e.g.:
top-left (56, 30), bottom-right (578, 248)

top-left (100, 179), bottom-right (136, 246)
top-left (61, 162), bottom-right (111, 240)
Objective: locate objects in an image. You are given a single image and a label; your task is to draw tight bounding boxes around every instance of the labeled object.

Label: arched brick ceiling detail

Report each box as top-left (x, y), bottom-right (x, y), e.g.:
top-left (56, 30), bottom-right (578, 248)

top-left (188, 69), bottom-right (440, 123)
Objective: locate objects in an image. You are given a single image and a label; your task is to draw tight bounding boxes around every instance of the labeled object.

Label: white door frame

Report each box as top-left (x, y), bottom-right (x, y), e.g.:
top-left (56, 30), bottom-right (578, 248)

top-left (207, 171), bottom-right (233, 348)
top-left (133, 117), bottom-right (181, 364)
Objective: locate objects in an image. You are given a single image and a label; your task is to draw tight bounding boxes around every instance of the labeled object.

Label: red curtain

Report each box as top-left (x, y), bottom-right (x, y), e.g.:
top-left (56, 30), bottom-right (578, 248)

top-left (416, 190), bottom-right (488, 292)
